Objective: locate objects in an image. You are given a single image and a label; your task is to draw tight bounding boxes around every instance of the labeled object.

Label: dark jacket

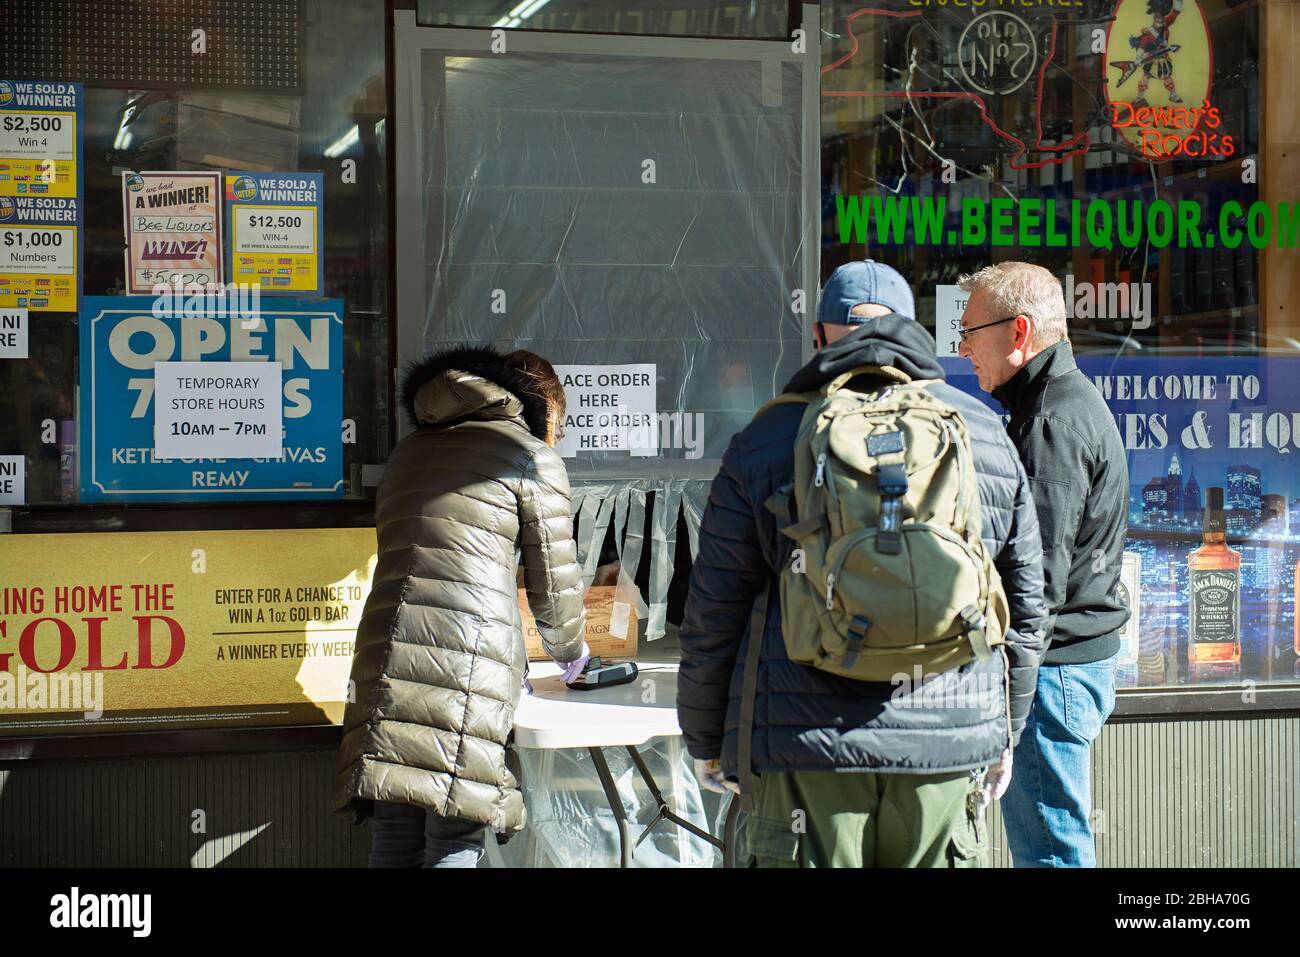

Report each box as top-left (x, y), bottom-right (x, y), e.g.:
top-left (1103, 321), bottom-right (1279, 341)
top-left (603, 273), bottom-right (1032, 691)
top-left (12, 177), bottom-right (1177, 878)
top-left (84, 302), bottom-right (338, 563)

top-left (677, 316), bottom-right (1049, 778)
top-left (992, 341), bottom-right (1130, 664)
top-left (333, 347), bottom-right (586, 834)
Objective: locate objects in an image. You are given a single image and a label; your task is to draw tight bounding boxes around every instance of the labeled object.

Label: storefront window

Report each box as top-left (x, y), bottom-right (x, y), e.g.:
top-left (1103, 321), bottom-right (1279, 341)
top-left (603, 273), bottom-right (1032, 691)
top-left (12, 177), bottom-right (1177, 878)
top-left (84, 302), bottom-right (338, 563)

top-left (820, 0), bottom-right (1297, 690)
top-left (0, 0), bottom-right (389, 506)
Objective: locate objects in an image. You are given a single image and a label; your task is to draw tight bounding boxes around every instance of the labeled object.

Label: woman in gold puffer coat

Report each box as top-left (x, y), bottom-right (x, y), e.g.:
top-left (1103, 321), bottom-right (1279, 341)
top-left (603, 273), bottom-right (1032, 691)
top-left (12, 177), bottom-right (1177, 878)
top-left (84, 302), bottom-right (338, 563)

top-left (334, 347), bottom-right (587, 867)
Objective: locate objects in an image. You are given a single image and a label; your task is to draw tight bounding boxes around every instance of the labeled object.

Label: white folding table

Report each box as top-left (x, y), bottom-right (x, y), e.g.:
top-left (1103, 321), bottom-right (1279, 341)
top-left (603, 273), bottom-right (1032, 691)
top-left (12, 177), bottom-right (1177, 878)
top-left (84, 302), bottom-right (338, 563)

top-left (513, 658), bottom-right (737, 867)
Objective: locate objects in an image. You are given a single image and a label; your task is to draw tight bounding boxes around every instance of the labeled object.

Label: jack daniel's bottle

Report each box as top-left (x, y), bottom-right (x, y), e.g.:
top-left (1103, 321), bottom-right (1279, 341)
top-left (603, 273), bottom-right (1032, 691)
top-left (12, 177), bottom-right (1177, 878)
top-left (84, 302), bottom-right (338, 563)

top-left (1188, 487), bottom-right (1241, 668)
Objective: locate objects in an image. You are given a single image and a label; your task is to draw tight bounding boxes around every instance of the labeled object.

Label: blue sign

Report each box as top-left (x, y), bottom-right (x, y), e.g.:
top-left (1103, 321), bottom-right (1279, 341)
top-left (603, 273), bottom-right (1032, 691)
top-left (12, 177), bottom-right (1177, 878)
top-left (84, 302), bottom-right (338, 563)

top-left (80, 295), bottom-right (345, 501)
top-left (942, 352), bottom-right (1300, 687)
top-left (224, 171), bottom-right (324, 296)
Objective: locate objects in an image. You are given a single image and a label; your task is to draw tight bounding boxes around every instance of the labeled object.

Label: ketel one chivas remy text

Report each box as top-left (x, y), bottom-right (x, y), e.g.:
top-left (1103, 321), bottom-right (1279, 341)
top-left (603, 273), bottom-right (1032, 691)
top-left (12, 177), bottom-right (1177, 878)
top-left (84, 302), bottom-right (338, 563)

top-left (1188, 486), bottom-right (1241, 667)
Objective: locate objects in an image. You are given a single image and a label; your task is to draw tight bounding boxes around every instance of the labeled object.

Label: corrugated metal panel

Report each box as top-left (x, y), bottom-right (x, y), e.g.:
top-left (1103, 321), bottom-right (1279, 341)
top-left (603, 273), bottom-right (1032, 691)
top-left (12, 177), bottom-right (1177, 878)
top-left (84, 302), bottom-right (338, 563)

top-left (987, 716), bottom-right (1300, 867)
top-left (1, 716), bottom-right (1297, 867)
top-left (0, 752), bottom-right (370, 868)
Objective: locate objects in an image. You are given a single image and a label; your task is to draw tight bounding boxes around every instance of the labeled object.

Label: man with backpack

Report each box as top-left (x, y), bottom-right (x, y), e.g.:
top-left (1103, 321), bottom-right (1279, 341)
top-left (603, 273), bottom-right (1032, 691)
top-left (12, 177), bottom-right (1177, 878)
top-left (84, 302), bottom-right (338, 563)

top-left (677, 259), bottom-right (1049, 867)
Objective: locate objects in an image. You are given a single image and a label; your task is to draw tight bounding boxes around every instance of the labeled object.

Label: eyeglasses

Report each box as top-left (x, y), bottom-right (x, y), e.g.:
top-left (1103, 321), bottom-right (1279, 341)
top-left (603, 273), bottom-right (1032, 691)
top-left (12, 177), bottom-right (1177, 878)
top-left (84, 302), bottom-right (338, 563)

top-left (958, 315), bottom-right (1023, 342)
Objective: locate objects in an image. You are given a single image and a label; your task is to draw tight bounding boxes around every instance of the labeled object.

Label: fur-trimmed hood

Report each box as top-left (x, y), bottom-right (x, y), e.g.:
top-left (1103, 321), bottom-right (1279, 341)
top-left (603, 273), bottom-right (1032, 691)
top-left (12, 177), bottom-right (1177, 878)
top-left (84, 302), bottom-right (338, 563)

top-left (399, 346), bottom-right (550, 440)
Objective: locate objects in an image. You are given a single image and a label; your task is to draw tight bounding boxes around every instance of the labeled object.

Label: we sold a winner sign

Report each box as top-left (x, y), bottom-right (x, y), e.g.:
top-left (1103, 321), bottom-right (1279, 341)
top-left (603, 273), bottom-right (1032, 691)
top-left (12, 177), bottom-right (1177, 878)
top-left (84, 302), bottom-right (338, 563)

top-left (80, 295), bottom-right (344, 501)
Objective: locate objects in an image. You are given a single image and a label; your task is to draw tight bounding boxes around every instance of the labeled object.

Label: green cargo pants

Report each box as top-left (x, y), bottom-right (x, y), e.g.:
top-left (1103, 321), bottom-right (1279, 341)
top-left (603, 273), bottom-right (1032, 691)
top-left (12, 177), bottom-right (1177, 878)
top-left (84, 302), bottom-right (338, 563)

top-left (747, 768), bottom-right (988, 868)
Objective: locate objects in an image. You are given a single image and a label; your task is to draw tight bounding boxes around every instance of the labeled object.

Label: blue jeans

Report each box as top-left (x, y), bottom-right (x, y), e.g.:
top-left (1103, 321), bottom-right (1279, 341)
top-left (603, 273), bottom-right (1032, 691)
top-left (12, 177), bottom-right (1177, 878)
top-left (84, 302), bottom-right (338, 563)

top-left (368, 800), bottom-right (486, 868)
top-left (1000, 654), bottom-right (1117, 868)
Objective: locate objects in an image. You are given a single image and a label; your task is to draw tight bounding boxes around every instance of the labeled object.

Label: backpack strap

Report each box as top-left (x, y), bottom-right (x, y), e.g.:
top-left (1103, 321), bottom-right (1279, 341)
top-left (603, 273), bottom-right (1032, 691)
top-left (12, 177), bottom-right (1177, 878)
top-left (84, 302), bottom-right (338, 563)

top-left (751, 391), bottom-right (813, 421)
top-left (736, 579), bottom-right (771, 812)
top-left (823, 363), bottom-right (910, 396)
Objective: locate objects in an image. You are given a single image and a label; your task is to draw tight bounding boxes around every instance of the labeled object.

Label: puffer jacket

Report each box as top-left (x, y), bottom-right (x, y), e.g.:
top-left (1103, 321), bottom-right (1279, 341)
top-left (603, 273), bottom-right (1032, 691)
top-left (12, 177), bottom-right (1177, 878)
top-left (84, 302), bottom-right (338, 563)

top-left (992, 341), bottom-right (1130, 664)
top-left (677, 316), bottom-right (1050, 778)
top-left (333, 347), bottom-right (586, 835)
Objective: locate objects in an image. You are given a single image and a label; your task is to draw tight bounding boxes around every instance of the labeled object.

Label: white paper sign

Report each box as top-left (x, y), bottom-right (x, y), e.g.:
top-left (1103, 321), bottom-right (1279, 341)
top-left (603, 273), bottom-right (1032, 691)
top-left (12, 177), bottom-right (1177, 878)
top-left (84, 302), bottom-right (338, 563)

top-left (0, 307), bottom-right (28, 358)
top-left (232, 206), bottom-right (317, 253)
top-left (0, 455), bottom-right (24, 504)
top-left (153, 361), bottom-right (283, 459)
top-left (555, 364), bottom-right (657, 459)
top-left (935, 284), bottom-right (970, 358)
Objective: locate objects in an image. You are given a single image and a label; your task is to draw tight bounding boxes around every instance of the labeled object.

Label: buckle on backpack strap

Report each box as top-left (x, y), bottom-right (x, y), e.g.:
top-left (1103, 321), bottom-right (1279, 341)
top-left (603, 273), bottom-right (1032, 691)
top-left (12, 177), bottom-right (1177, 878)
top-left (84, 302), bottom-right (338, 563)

top-left (959, 604), bottom-right (992, 660)
top-left (876, 463), bottom-right (908, 497)
top-left (841, 614), bottom-right (872, 670)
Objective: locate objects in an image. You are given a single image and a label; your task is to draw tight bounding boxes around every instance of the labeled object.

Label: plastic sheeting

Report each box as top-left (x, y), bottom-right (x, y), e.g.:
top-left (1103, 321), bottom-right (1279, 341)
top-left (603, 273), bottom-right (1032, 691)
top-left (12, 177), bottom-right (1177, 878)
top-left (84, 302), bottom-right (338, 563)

top-left (412, 50), bottom-right (806, 471)
top-left (401, 42), bottom-right (812, 639)
top-left (482, 737), bottom-right (726, 868)
top-left (571, 479), bottom-right (711, 641)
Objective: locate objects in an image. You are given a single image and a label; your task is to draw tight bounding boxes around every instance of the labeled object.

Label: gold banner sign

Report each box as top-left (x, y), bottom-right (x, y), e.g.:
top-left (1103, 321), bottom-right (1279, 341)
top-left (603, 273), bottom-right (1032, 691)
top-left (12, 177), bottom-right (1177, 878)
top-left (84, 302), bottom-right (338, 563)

top-left (0, 528), bottom-right (376, 736)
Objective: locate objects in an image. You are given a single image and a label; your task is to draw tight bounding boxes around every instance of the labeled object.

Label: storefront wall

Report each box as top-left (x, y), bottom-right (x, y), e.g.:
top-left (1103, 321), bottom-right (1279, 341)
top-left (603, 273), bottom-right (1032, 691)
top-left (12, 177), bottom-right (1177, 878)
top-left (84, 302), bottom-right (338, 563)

top-left (2, 714), bottom-right (1295, 866)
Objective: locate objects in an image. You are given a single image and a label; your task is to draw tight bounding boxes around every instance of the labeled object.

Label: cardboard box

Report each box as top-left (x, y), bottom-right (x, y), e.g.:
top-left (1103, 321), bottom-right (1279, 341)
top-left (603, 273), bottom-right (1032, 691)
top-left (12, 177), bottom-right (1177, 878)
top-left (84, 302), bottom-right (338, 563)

top-left (519, 585), bottom-right (637, 661)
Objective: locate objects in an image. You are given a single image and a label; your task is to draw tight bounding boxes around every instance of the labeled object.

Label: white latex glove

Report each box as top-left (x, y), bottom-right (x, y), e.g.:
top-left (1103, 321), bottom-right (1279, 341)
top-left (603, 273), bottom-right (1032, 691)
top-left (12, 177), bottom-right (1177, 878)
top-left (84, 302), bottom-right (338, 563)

top-left (981, 747), bottom-right (1014, 808)
top-left (558, 642), bottom-right (591, 684)
top-left (694, 758), bottom-right (739, 795)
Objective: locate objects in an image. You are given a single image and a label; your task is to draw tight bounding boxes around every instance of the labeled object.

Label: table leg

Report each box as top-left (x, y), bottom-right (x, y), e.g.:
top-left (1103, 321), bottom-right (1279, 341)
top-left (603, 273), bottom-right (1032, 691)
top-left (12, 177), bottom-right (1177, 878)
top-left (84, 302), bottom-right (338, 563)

top-left (722, 793), bottom-right (741, 868)
top-left (625, 745), bottom-right (724, 851)
top-left (588, 746), bottom-right (633, 868)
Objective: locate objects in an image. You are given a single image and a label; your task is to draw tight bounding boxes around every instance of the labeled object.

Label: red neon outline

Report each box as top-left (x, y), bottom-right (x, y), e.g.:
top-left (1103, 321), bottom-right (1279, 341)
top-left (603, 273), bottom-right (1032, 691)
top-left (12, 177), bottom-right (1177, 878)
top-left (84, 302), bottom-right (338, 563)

top-left (823, 7), bottom-right (1091, 170)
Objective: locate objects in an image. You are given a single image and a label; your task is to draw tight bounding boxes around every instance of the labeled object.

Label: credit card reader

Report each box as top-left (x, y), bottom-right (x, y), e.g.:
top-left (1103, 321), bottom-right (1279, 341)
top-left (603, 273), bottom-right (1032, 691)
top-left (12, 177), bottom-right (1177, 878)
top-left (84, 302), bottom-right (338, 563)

top-left (565, 655), bottom-right (638, 691)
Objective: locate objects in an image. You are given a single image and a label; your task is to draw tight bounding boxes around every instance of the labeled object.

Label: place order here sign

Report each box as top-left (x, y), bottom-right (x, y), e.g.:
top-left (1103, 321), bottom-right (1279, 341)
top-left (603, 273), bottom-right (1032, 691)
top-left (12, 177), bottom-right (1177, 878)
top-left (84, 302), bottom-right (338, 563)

top-left (554, 364), bottom-right (657, 458)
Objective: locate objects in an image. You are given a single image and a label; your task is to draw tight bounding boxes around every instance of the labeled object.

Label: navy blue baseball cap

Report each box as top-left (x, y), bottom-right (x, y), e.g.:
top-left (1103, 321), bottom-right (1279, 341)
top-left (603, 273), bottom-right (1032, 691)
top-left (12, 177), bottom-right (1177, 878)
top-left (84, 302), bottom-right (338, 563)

top-left (817, 259), bottom-right (916, 325)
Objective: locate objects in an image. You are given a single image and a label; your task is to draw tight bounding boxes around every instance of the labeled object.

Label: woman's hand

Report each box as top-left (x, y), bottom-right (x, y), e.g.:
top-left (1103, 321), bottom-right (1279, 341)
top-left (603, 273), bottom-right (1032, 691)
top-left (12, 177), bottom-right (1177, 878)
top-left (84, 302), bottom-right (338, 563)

top-left (558, 642), bottom-right (591, 683)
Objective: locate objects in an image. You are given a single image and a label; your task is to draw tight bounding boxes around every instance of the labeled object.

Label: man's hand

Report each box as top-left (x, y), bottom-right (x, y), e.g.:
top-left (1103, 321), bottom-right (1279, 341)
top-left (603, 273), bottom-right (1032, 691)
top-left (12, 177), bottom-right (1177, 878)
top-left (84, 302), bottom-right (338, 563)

top-left (694, 758), bottom-right (739, 795)
top-left (983, 748), bottom-right (1014, 805)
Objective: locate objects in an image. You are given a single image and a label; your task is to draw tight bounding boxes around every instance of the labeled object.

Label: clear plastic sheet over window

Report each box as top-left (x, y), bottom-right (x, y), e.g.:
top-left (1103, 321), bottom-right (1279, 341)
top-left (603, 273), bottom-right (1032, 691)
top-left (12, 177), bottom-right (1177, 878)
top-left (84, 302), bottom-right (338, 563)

top-left (412, 50), bottom-right (807, 479)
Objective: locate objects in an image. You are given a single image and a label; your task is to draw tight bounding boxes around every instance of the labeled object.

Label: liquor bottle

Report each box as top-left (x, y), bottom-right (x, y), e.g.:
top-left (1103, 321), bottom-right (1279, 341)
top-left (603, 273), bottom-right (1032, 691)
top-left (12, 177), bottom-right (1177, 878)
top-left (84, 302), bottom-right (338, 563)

top-left (1294, 558), bottom-right (1300, 659)
top-left (1213, 226), bottom-right (1234, 309)
top-left (1242, 241), bottom-right (1258, 306)
top-left (1170, 246), bottom-right (1186, 315)
top-left (1116, 550), bottom-right (1141, 687)
top-left (1193, 199), bottom-right (1215, 311)
top-left (1188, 487), bottom-right (1242, 668)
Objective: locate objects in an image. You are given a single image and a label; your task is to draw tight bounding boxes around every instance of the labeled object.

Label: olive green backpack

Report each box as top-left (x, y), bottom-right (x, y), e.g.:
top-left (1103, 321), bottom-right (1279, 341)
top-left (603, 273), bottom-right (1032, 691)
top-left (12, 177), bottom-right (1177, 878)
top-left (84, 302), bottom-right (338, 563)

top-left (757, 363), bottom-right (1009, 682)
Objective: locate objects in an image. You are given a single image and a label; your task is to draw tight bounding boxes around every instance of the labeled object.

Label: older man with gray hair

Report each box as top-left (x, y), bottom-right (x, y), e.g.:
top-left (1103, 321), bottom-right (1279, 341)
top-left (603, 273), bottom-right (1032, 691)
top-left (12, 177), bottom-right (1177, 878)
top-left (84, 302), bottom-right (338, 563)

top-left (957, 261), bottom-right (1130, 868)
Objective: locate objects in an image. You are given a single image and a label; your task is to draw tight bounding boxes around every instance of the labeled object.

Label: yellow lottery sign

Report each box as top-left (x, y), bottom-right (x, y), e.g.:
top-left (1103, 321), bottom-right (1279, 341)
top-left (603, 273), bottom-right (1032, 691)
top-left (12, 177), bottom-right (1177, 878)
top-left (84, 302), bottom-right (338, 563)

top-left (0, 527), bottom-right (376, 736)
top-left (225, 173), bottom-right (324, 295)
top-left (0, 80), bottom-right (80, 200)
top-left (0, 218), bottom-right (77, 312)
top-left (0, 80), bottom-right (81, 311)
